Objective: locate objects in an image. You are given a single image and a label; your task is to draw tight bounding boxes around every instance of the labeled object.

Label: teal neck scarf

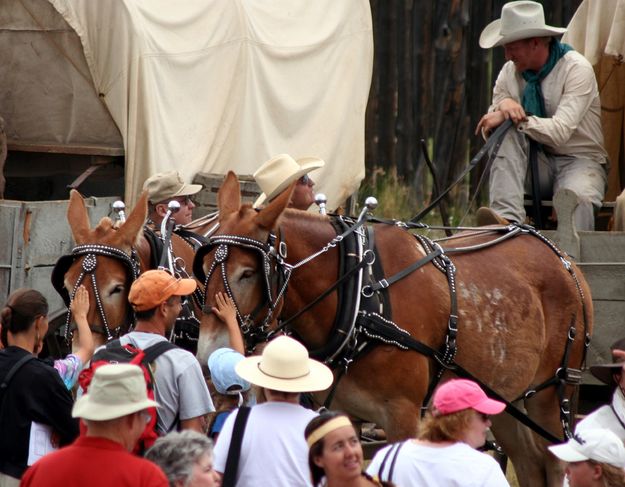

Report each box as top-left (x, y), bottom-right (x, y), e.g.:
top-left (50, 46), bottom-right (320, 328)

top-left (522, 38), bottom-right (573, 117)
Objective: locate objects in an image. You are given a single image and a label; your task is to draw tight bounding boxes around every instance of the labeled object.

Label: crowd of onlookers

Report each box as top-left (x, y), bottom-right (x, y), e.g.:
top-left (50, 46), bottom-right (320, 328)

top-left (2, 266), bottom-right (625, 487)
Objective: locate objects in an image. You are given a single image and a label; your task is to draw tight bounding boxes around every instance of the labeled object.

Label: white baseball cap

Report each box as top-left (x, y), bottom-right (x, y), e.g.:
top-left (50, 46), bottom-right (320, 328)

top-left (548, 429), bottom-right (625, 468)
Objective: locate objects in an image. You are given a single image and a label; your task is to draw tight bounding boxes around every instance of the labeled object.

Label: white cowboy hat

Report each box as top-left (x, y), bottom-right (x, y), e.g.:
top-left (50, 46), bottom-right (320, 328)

top-left (235, 335), bottom-right (333, 393)
top-left (253, 154), bottom-right (324, 208)
top-left (72, 364), bottom-right (160, 421)
top-left (479, 1), bottom-right (567, 49)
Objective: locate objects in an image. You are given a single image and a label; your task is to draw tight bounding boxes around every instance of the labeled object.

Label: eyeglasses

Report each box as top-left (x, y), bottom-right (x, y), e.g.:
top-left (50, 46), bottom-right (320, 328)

top-left (297, 174), bottom-right (313, 186)
top-left (173, 196), bottom-right (193, 206)
top-left (478, 412), bottom-right (490, 422)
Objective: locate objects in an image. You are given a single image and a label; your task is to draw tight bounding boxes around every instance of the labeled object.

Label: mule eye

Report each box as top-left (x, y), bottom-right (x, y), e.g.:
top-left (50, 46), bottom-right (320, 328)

top-left (240, 270), bottom-right (254, 280)
top-left (110, 285), bottom-right (124, 296)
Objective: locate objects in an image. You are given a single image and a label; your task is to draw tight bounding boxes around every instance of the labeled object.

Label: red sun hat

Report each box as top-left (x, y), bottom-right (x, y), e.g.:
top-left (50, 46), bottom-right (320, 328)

top-left (433, 379), bottom-right (506, 415)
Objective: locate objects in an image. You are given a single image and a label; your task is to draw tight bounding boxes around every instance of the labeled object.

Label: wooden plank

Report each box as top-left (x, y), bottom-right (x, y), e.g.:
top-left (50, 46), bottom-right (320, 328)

top-left (7, 140), bottom-right (124, 157)
top-left (578, 263), bottom-right (625, 300)
top-left (579, 232), bottom-right (625, 262)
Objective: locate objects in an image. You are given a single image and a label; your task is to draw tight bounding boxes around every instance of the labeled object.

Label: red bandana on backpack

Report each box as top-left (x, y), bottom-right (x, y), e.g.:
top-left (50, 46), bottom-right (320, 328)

top-left (78, 339), bottom-right (177, 454)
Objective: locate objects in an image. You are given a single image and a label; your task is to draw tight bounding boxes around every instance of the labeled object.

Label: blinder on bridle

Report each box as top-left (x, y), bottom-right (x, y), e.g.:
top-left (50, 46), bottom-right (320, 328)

top-left (51, 244), bottom-right (140, 343)
top-left (193, 232), bottom-right (290, 348)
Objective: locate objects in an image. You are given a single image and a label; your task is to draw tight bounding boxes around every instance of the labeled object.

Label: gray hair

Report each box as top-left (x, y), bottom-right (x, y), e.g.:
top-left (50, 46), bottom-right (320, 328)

top-left (145, 430), bottom-right (214, 487)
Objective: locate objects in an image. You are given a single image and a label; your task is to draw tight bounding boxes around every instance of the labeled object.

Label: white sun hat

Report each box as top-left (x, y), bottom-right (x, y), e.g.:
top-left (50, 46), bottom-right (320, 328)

top-left (479, 1), bottom-right (567, 49)
top-left (235, 335), bottom-right (333, 393)
top-left (548, 428), bottom-right (625, 468)
top-left (253, 154), bottom-right (324, 208)
top-left (72, 364), bottom-right (160, 421)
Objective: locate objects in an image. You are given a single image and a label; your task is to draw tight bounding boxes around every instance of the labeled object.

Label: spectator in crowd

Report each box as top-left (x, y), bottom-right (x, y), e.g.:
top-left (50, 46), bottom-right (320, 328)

top-left (0, 289), bottom-right (79, 486)
top-left (305, 411), bottom-right (394, 487)
top-left (144, 171), bottom-right (202, 227)
top-left (0, 286), bottom-right (94, 390)
top-left (548, 428), bottom-right (625, 487)
top-left (20, 364), bottom-right (168, 487)
top-left (578, 337), bottom-right (625, 439)
top-left (213, 335), bottom-right (333, 486)
top-left (146, 430), bottom-right (219, 487)
top-left (123, 270), bottom-right (214, 434)
top-left (367, 378), bottom-right (510, 486)
top-left (253, 154), bottom-right (325, 211)
top-left (207, 347), bottom-right (251, 441)
top-left (474, 0), bottom-right (607, 230)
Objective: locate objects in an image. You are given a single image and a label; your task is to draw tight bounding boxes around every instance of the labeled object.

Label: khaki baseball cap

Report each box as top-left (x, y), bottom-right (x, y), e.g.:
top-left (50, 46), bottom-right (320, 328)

top-left (129, 270), bottom-right (197, 311)
top-left (143, 171), bottom-right (202, 203)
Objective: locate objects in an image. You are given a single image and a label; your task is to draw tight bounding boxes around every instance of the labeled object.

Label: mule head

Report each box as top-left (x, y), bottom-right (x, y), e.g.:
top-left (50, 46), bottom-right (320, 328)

top-left (52, 190), bottom-right (148, 347)
top-left (195, 171), bottom-right (295, 363)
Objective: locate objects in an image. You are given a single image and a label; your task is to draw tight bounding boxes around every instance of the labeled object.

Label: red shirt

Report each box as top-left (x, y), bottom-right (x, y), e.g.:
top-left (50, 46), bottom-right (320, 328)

top-left (20, 436), bottom-right (168, 487)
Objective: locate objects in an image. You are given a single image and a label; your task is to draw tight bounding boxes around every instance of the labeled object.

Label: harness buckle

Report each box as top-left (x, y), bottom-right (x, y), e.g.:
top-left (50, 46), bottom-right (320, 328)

top-left (361, 285), bottom-right (374, 298)
top-left (567, 326), bottom-right (577, 341)
top-left (363, 249), bottom-right (376, 265)
top-left (279, 241), bottom-right (288, 259)
top-left (524, 389), bottom-right (537, 399)
top-left (378, 279), bottom-right (389, 289)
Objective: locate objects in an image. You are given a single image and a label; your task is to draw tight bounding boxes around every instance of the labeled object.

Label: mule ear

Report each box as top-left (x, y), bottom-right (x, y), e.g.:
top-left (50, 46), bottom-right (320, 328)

top-left (254, 181), bottom-right (295, 230)
top-left (119, 191), bottom-right (148, 246)
top-left (67, 189), bottom-right (91, 243)
top-left (218, 171), bottom-right (241, 220)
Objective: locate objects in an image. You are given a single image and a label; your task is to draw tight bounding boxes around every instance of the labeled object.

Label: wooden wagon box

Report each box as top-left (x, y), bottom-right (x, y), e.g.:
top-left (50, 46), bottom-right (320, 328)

top-left (0, 197), bottom-right (119, 320)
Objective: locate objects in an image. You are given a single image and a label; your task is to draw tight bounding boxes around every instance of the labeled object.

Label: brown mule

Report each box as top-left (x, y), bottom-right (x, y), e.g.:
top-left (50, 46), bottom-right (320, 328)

top-left (52, 189), bottom-right (201, 350)
top-left (196, 172), bottom-right (593, 487)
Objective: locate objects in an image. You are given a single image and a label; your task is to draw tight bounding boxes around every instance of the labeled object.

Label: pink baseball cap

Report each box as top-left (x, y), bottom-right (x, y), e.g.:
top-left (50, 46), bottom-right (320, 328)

top-left (433, 379), bottom-right (506, 415)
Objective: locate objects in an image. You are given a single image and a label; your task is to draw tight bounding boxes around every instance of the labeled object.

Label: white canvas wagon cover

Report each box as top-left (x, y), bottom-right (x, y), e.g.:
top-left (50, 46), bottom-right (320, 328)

top-left (31, 0), bottom-right (373, 208)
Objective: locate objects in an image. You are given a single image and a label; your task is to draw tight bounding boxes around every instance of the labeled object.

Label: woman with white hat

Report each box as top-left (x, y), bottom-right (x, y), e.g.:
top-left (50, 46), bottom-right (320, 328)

top-left (253, 154), bottom-right (325, 211)
top-left (212, 335), bottom-right (333, 487)
top-left (549, 428), bottom-right (625, 487)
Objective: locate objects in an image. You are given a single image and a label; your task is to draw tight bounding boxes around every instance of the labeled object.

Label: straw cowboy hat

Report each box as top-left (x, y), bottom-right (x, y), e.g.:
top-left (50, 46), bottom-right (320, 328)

top-left (235, 335), bottom-right (333, 393)
top-left (479, 1), bottom-right (567, 49)
top-left (590, 337), bottom-right (625, 385)
top-left (253, 154), bottom-right (324, 208)
top-left (73, 364), bottom-right (160, 421)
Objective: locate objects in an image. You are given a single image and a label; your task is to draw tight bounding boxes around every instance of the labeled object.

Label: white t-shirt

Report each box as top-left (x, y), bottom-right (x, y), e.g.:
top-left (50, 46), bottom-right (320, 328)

top-left (366, 440), bottom-right (510, 487)
top-left (213, 401), bottom-right (317, 487)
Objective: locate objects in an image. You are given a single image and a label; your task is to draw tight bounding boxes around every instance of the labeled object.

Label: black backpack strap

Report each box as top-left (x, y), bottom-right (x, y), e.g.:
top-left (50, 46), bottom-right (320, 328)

top-left (1, 354), bottom-right (35, 391)
top-left (222, 406), bottom-right (251, 487)
top-left (142, 341), bottom-right (178, 364)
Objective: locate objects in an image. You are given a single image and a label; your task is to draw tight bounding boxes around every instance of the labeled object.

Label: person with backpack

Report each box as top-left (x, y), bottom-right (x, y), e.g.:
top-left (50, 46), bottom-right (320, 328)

top-left (20, 364), bottom-right (169, 487)
top-left (0, 289), bottom-right (79, 486)
top-left (121, 269), bottom-right (214, 434)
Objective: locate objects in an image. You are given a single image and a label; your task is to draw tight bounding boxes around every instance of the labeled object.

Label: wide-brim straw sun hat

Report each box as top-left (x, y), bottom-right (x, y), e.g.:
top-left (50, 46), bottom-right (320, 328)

top-left (72, 363), bottom-right (160, 421)
top-left (253, 154), bottom-right (324, 208)
top-left (479, 1), bottom-right (567, 49)
top-left (235, 335), bottom-right (333, 393)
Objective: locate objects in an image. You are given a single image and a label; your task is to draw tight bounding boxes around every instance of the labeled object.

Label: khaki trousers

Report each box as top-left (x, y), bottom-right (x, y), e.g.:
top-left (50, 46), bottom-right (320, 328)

top-left (489, 129), bottom-right (607, 231)
top-left (0, 473), bottom-right (20, 487)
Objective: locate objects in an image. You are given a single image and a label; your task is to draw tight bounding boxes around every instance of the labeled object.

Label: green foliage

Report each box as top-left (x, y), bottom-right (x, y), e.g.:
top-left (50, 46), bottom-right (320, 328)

top-left (357, 166), bottom-right (477, 230)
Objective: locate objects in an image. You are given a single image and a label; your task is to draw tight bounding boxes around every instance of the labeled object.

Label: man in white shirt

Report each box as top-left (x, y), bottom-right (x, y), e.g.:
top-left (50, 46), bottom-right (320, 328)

top-left (212, 336), bottom-right (333, 487)
top-left (475, 1), bottom-right (607, 230)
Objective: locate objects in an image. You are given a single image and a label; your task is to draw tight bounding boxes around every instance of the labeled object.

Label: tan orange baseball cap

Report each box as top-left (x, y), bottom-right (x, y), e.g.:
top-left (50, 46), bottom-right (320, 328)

top-left (128, 270), bottom-right (197, 312)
